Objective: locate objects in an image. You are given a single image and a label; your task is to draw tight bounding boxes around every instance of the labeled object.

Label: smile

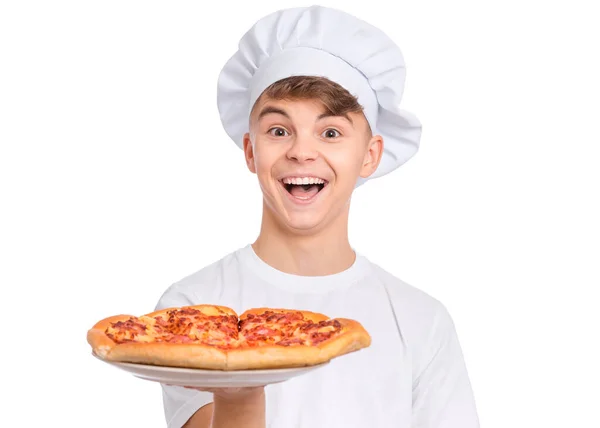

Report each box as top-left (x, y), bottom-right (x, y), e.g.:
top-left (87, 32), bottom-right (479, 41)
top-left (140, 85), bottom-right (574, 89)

top-left (279, 176), bottom-right (329, 203)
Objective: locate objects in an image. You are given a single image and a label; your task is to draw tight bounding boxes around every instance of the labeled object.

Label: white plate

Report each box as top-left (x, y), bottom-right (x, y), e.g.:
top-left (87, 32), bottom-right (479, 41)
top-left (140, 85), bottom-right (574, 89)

top-left (93, 353), bottom-right (329, 388)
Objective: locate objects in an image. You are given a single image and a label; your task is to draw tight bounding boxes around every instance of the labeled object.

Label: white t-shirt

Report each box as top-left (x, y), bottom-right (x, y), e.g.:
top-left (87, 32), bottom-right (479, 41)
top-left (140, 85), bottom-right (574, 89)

top-left (156, 245), bottom-right (480, 428)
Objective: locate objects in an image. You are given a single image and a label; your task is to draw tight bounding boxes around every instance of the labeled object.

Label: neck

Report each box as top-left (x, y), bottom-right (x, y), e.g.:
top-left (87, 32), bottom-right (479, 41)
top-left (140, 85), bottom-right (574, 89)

top-left (252, 203), bottom-right (355, 276)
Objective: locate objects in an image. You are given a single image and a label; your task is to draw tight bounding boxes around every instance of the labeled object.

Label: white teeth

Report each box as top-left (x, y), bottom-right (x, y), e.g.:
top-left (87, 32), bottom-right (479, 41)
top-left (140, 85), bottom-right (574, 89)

top-left (282, 177), bottom-right (326, 185)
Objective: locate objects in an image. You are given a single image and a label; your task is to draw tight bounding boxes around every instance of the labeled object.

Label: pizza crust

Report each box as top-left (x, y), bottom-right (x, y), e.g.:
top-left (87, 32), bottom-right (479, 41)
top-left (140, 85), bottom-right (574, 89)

top-left (226, 343), bottom-right (322, 370)
top-left (239, 307), bottom-right (330, 323)
top-left (148, 304), bottom-right (238, 319)
top-left (107, 342), bottom-right (228, 369)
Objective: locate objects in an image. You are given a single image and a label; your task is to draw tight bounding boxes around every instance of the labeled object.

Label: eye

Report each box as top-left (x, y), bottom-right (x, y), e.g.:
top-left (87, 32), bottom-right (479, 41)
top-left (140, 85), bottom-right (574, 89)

top-left (268, 127), bottom-right (289, 137)
top-left (322, 129), bottom-right (341, 139)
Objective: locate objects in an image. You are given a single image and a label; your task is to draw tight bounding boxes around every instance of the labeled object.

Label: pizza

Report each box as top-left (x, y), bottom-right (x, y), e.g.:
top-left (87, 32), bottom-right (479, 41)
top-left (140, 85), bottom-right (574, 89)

top-left (87, 304), bottom-right (371, 370)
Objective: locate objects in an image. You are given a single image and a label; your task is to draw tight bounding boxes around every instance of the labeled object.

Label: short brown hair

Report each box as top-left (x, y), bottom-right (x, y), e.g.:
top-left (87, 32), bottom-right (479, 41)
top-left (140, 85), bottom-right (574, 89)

top-left (254, 75), bottom-right (365, 121)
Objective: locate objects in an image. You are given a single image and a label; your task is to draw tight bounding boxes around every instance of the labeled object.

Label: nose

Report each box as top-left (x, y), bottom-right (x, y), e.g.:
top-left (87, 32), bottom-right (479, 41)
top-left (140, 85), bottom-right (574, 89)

top-left (286, 132), bottom-right (318, 163)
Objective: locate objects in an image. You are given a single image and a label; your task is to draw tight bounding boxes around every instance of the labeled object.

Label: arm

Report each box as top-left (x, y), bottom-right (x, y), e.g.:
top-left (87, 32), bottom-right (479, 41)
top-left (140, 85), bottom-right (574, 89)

top-left (183, 403), bottom-right (213, 428)
top-left (183, 388), bottom-right (266, 428)
top-left (412, 305), bottom-right (480, 428)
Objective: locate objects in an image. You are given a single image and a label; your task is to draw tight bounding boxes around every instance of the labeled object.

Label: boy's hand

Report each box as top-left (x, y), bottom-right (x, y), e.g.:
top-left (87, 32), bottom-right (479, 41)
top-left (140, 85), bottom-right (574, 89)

top-left (174, 385), bottom-right (266, 428)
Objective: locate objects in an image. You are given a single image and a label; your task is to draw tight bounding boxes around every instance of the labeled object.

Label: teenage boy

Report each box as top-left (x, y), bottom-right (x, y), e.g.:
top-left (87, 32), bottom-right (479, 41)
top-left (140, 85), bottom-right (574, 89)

top-left (156, 6), bottom-right (480, 428)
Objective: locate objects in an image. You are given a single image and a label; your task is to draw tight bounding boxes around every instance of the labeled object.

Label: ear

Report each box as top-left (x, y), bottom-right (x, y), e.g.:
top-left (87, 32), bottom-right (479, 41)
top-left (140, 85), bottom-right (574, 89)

top-left (243, 133), bottom-right (257, 174)
top-left (359, 135), bottom-right (384, 178)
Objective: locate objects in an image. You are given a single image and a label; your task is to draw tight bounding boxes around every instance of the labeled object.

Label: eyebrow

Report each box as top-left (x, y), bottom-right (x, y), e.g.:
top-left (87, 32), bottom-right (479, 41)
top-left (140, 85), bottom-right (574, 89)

top-left (257, 105), bottom-right (354, 126)
top-left (257, 106), bottom-right (290, 121)
top-left (317, 111), bottom-right (353, 126)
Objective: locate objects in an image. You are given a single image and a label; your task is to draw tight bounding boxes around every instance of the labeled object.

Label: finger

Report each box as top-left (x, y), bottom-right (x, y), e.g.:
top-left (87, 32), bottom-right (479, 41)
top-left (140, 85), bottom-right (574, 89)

top-left (183, 386), bottom-right (217, 392)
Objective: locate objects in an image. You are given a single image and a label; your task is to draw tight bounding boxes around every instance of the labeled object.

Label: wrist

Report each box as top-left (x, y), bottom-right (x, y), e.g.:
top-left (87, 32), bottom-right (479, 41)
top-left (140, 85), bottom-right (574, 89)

top-left (213, 386), bottom-right (265, 407)
top-left (211, 387), bottom-right (266, 428)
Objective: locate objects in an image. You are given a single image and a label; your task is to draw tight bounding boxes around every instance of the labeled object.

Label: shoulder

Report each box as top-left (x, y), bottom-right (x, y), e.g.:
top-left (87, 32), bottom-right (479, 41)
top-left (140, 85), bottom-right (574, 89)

top-left (365, 258), bottom-right (456, 346)
top-left (367, 259), bottom-right (448, 319)
top-left (365, 258), bottom-right (463, 374)
top-left (155, 247), bottom-right (242, 310)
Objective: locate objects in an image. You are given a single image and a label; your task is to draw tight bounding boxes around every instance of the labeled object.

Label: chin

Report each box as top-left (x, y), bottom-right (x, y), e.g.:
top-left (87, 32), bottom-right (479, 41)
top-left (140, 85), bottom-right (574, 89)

top-left (281, 213), bottom-right (328, 233)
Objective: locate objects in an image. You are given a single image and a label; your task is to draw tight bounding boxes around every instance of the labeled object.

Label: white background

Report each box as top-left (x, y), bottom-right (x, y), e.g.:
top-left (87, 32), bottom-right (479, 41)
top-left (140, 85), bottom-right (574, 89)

top-left (1, 1), bottom-right (598, 427)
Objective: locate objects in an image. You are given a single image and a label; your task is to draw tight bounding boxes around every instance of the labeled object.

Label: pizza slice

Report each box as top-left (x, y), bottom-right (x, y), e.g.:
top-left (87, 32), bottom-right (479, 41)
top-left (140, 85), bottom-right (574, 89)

top-left (228, 308), bottom-right (370, 370)
top-left (87, 305), bottom-right (238, 369)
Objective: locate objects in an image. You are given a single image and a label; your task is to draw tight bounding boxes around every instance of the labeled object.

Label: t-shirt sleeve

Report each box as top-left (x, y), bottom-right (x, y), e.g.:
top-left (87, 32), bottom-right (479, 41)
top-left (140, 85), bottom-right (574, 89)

top-left (155, 285), bottom-right (213, 428)
top-left (411, 304), bottom-right (480, 428)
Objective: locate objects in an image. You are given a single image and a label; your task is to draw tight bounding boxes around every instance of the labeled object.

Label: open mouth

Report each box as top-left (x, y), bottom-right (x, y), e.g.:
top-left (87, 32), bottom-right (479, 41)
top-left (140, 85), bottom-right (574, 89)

top-left (280, 177), bottom-right (329, 200)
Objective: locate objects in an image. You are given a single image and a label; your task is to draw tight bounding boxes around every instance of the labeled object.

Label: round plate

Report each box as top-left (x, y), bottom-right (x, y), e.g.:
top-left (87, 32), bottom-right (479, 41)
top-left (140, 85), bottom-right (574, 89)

top-left (93, 353), bottom-right (329, 388)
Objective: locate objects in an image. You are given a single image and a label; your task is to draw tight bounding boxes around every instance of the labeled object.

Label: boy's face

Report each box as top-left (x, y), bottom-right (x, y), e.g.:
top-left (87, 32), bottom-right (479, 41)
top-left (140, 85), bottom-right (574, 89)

top-left (243, 96), bottom-right (383, 233)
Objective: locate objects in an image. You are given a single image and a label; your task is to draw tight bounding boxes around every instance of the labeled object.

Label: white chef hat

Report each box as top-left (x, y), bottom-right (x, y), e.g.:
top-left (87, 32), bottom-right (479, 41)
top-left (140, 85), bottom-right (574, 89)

top-left (217, 5), bottom-right (422, 186)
